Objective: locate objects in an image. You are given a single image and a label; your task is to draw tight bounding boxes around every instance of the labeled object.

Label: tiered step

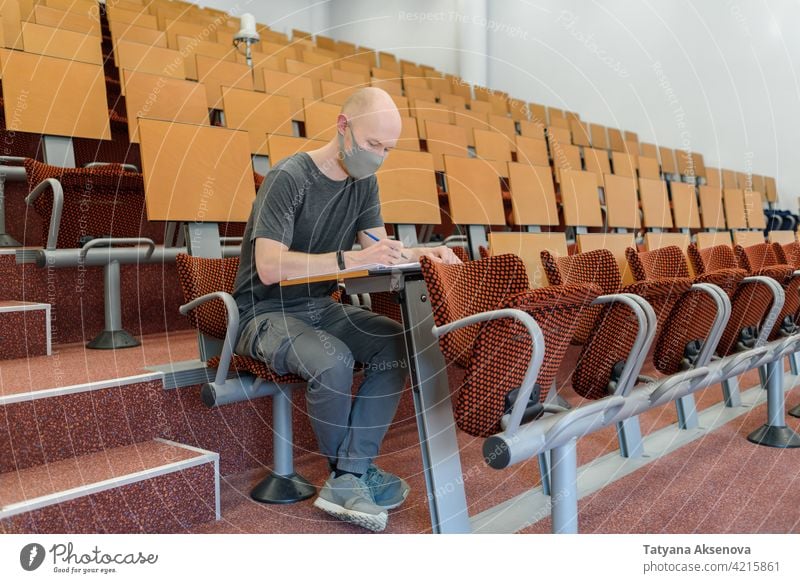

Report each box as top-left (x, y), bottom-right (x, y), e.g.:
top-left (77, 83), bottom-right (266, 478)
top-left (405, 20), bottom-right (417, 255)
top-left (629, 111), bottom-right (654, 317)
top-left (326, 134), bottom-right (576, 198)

top-left (0, 369), bottom-right (220, 534)
top-left (1, 439), bottom-right (219, 533)
top-left (0, 300), bottom-right (50, 359)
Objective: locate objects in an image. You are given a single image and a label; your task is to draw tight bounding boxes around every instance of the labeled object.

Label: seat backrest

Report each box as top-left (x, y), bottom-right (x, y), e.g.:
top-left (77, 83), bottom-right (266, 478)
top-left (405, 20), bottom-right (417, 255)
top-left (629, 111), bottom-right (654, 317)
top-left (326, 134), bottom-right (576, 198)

top-left (175, 254), bottom-right (240, 340)
top-left (626, 245), bottom-right (690, 281)
top-left (419, 253), bottom-right (529, 365)
top-left (734, 242), bottom-right (783, 272)
top-left (542, 247), bottom-right (621, 293)
top-left (688, 243), bottom-right (739, 274)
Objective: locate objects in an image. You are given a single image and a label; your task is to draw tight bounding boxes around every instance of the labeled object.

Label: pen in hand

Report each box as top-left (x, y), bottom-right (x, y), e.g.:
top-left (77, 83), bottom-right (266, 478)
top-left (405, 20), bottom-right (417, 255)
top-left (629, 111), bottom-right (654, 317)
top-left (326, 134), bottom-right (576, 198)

top-left (364, 231), bottom-right (410, 261)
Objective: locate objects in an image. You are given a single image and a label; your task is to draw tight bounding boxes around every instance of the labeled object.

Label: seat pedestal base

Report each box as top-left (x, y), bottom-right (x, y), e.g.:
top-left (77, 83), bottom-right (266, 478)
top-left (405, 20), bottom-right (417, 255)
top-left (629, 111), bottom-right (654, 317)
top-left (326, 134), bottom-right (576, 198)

top-left (747, 424), bottom-right (800, 448)
top-left (250, 472), bottom-right (316, 504)
top-left (87, 329), bottom-right (140, 350)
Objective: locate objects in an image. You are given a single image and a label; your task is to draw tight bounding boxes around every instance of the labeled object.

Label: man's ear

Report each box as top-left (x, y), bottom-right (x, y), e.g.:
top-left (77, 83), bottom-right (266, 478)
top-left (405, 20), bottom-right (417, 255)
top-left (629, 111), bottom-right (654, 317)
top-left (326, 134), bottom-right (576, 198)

top-left (336, 113), bottom-right (348, 135)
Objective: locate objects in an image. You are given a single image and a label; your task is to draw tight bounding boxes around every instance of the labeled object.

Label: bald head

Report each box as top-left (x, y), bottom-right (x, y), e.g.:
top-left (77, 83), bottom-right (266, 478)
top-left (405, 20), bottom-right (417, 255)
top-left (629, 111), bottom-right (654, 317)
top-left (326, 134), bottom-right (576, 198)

top-left (338, 87), bottom-right (402, 150)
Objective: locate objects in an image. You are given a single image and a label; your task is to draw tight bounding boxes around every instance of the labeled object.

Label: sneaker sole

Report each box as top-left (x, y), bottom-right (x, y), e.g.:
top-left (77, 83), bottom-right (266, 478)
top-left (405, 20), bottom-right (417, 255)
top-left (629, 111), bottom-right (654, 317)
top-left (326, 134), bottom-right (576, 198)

top-left (313, 497), bottom-right (388, 532)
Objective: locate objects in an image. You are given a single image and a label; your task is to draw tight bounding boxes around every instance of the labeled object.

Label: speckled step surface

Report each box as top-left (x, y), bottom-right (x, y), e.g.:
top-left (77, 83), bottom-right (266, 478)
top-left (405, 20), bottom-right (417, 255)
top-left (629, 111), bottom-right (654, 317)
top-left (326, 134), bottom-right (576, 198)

top-left (0, 300), bottom-right (50, 360)
top-left (0, 438), bottom-right (219, 534)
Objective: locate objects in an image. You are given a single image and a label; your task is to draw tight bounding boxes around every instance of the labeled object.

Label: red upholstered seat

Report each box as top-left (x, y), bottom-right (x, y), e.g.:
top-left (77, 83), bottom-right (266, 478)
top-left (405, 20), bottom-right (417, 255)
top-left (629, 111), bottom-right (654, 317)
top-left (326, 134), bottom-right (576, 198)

top-left (420, 253), bottom-right (600, 437)
top-left (541, 248), bottom-right (692, 399)
top-left (734, 243), bottom-right (800, 340)
top-left (626, 245), bottom-right (746, 372)
top-left (687, 243), bottom-right (775, 354)
top-left (175, 253), bottom-right (306, 384)
top-left (24, 158), bottom-right (147, 249)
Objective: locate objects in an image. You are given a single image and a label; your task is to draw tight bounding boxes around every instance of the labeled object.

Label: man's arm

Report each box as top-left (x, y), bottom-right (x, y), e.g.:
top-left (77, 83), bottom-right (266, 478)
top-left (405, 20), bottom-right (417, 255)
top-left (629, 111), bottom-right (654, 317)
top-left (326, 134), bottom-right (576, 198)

top-left (356, 227), bottom-right (461, 265)
top-left (255, 235), bottom-right (410, 286)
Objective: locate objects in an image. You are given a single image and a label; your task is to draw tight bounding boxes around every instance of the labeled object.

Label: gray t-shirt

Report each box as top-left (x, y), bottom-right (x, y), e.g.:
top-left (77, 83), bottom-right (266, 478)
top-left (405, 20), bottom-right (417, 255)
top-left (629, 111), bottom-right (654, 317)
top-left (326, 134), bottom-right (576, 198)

top-left (233, 152), bottom-right (383, 332)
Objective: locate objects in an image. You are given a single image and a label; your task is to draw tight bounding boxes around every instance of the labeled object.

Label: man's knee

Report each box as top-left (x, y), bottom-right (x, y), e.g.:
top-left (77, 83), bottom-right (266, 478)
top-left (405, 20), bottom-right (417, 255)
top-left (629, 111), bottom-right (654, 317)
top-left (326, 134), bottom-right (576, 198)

top-left (367, 319), bottom-right (408, 374)
top-left (290, 331), bottom-right (355, 394)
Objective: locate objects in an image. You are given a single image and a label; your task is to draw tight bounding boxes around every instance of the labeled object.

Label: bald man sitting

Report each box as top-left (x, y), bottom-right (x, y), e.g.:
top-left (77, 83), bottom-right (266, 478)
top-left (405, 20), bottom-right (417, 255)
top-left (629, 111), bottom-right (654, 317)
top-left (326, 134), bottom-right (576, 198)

top-left (233, 87), bottom-right (460, 532)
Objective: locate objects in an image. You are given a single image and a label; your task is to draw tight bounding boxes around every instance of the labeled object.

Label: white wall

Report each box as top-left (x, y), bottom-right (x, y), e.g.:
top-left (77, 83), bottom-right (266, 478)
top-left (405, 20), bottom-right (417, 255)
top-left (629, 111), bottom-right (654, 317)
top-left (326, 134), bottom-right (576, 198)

top-left (203, 0), bottom-right (800, 208)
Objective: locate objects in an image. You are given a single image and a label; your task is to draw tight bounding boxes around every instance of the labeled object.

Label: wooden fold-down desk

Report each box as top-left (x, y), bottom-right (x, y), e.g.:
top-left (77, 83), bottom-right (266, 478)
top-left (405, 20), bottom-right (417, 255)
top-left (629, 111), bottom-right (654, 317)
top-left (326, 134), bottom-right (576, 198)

top-left (282, 266), bottom-right (472, 533)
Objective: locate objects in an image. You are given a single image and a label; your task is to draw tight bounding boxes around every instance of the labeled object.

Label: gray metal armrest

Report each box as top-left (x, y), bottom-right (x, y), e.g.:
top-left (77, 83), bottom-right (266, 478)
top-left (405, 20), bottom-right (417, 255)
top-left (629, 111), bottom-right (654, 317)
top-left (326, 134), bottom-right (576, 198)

top-left (24, 178), bottom-right (63, 250)
top-left (0, 156), bottom-right (28, 182)
top-left (432, 307), bottom-right (545, 435)
top-left (741, 275), bottom-right (785, 347)
top-left (83, 162), bottom-right (139, 173)
top-left (591, 293), bottom-right (656, 396)
top-left (180, 292), bottom-right (239, 386)
top-left (79, 237), bottom-right (156, 260)
top-left (545, 396), bottom-right (626, 447)
top-left (690, 282), bottom-right (732, 367)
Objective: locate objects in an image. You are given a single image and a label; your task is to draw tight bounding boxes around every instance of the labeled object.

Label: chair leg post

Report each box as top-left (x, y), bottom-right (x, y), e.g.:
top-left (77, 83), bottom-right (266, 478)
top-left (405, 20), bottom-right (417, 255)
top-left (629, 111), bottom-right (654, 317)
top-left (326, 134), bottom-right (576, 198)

top-left (550, 439), bottom-right (578, 534)
top-left (676, 394), bottom-right (699, 430)
top-left (617, 416), bottom-right (644, 458)
top-left (789, 352), bottom-right (800, 376)
top-left (86, 259), bottom-right (139, 349)
top-left (721, 376), bottom-right (742, 408)
top-left (250, 386), bottom-right (317, 504)
top-left (747, 359), bottom-right (800, 448)
top-left (538, 452), bottom-right (551, 496)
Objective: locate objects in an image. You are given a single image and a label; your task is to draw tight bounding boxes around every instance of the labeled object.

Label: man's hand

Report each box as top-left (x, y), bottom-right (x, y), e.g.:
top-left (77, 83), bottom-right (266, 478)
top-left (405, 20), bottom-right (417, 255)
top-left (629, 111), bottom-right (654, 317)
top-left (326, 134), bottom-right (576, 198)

top-left (417, 245), bottom-right (462, 264)
top-left (347, 238), bottom-right (407, 267)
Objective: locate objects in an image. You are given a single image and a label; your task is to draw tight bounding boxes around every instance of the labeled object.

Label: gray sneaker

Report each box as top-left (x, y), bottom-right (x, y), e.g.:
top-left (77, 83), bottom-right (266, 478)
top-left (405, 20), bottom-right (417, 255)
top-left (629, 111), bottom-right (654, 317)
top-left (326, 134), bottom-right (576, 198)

top-left (312, 472), bottom-right (388, 532)
top-left (364, 465), bottom-right (410, 510)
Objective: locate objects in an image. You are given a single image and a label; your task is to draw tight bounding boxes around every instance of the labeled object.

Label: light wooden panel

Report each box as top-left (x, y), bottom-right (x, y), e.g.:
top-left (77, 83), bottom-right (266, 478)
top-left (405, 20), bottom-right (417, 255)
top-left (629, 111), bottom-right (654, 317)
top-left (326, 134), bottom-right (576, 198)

top-left (514, 135), bottom-right (548, 166)
top-left (671, 182), bottom-right (701, 229)
top-left (1, 0), bottom-right (22, 50)
top-left (733, 231), bottom-right (764, 247)
top-left (266, 135), bottom-right (325, 165)
top-left (320, 79), bottom-right (357, 106)
top-left (139, 119), bottom-right (254, 222)
top-left (33, 4), bottom-right (100, 36)
top-left (765, 176), bottom-right (777, 202)
top-left (584, 148), bottom-right (611, 187)
top-left (705, 166), bottom-right (721, 188)
top-left (722, 188), bottom-right (747, 229)
top-left (442, 155), bottom-right (505, 226)
top-left (696, 231), bottom-right (732, 249)
top-left (744, 190), bottom-right (766, 229)
top-left (488, 232), bottom-right (568, 288)
top-left (611, 151), bottom-right (637, 178)
top-left (115, 41), bottom-right (185, 90)
top-left (109, 22), bottom-right (167, 65)
top-left (659, 147), bottom-right (677, 174)
top-left (412, 99), bottom-right (452, 139)
top-left (176, 35), bottom-right (235, 79)
top-left (507, 163), bottom-right (558, 226)
top-left (721, 168), bottom-right (738, 189)
top-left (0, 49), bottom-right (109, 139)
top-left (196, 55), bottom-right (252, 108)
top-left (644, 232), bottom-right (690, 253)
top-left (425, 120), bottom-right (467, 172)
top-left (122, 70), bottom-right (209, 143)
top-left (518, 119), bottom-right (545, 140)
top-left (474, 128), bottom-right (512, 168)
top-left (560, 170), bottom-right (603, 227)
top-left (164, 19), bottom-right (213, 49)
top-left (375, 150), bottom-right (440, 225)
top-left (604, 174), bottom-right (640, 228)
top-left (698, 185), bottom-right (727, 229)
top-left (638, 156), bottom-right (660, 180)
top-left (107, 6), bottom-right (157, 29)
top-left (395, 116), bottom-right (420, 152)
top-left (577, 233), bottom-right (637, 284)
top-left (21, 21), bottom-right (101, 64)
top-left (222, 87), bottom-right (292, 155)
top-left (303, 99), bottom-right (340, 141)
top-left (768, 231), bottom-right (796, 244)
top-left (639, 177), bottom-right (673, 229)
top-left (590, 123), bottom-right (608, 149)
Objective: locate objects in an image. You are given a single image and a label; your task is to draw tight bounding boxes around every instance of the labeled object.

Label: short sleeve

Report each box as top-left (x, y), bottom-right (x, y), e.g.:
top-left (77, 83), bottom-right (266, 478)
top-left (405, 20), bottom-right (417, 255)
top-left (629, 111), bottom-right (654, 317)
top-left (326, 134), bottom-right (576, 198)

top-left (250, 168), bottom-right (298, 247)
top-left (354, 176), bottom-right (384, 233)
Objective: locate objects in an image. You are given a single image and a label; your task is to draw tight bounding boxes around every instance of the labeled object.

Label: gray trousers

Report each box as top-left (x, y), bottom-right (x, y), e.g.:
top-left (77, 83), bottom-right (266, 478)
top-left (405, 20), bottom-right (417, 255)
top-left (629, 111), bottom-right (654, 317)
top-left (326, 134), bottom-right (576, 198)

top-left (236, 296), bottom-right (408, 475)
